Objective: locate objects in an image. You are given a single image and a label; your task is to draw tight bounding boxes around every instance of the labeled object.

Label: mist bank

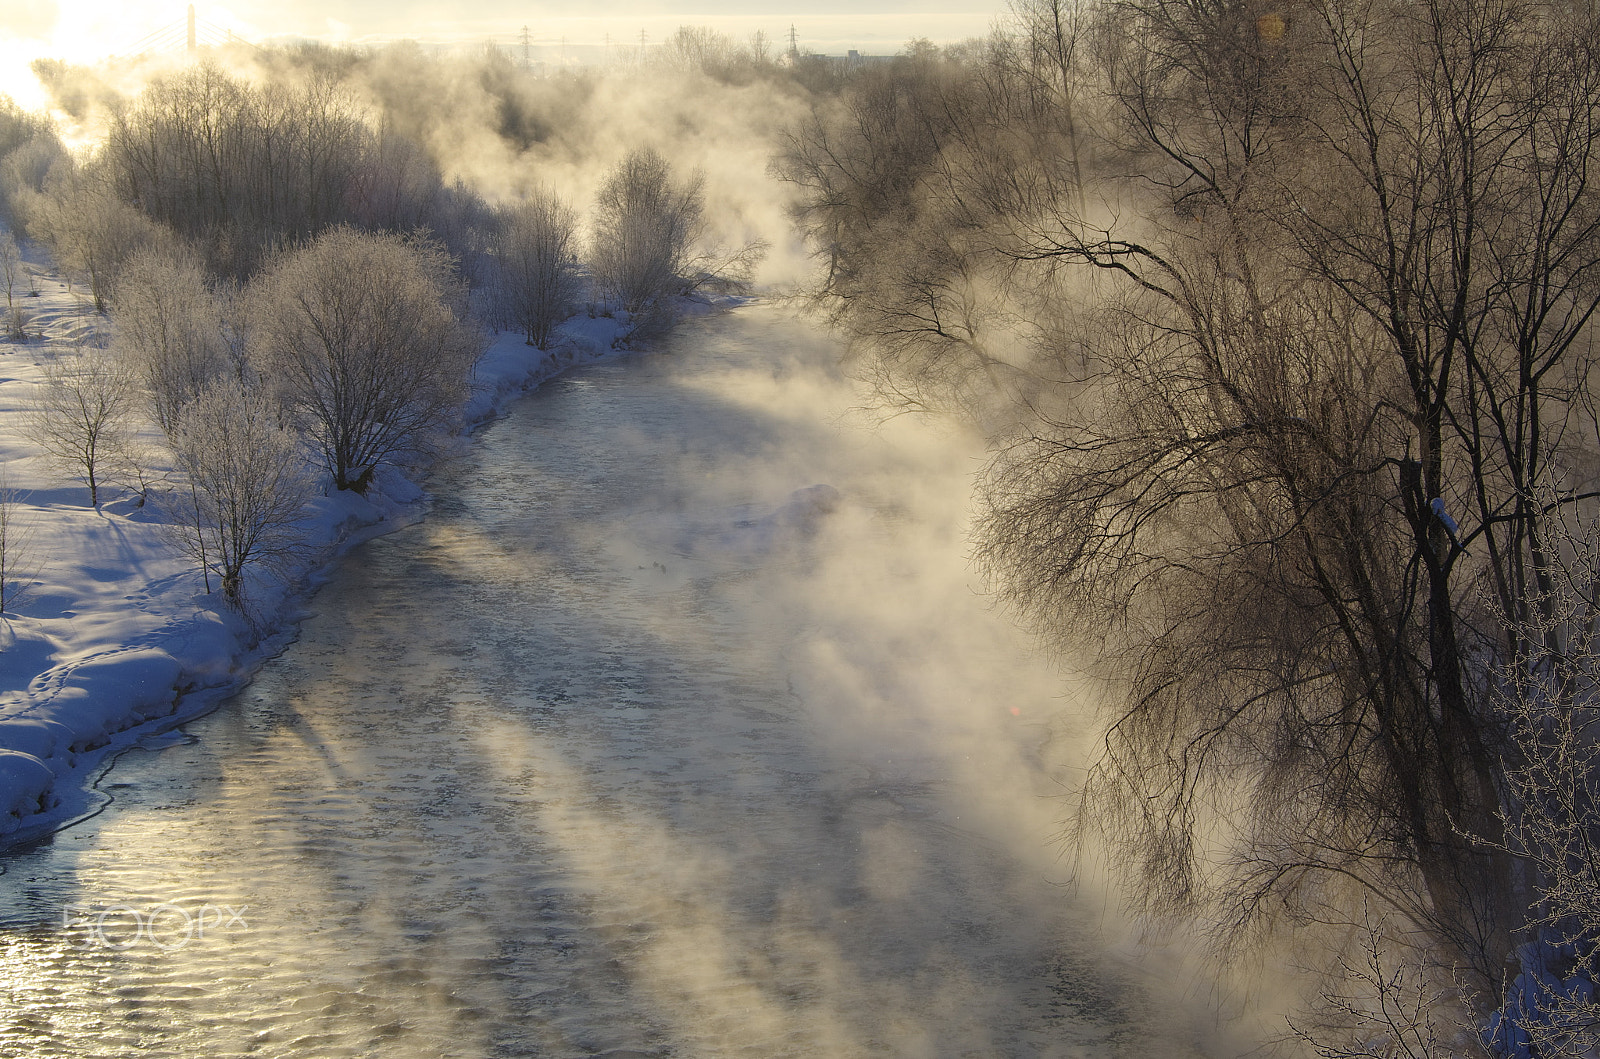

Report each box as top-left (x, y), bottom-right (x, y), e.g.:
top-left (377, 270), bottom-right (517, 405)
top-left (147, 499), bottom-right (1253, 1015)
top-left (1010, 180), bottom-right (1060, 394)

top-left (0, 28), bottom-right (888, 850)
top-left (775, 0), bottom-right (1600, 1054)
top-left (0, 27), bottom-right (1367, 1053)
top-left (20, 30), bottom-right (859, 289)
top-left (0, 226), bottom-right (719, 848)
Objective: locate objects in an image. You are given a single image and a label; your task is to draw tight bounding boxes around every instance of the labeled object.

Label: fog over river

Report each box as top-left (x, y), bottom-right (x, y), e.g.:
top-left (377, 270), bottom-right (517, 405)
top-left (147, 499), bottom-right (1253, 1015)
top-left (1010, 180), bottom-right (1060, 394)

top-left (0, 305), bottom-right (1223, 1057)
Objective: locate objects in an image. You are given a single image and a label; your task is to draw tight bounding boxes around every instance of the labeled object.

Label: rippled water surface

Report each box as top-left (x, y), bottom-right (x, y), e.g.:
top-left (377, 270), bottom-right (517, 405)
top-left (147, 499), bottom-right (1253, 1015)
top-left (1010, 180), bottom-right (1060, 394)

top-left (0, 307), bottom-right (1203, 1058)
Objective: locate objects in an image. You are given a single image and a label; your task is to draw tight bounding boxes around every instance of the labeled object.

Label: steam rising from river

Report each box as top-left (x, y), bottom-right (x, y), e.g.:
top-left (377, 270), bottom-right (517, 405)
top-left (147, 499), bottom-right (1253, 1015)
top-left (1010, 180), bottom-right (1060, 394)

top-left (0, 34), bottom-right (1311, 1052)
top-left (0, 307), bottom-right (1264, 1056)
top-left (20, 36), bottom-right (815, 283)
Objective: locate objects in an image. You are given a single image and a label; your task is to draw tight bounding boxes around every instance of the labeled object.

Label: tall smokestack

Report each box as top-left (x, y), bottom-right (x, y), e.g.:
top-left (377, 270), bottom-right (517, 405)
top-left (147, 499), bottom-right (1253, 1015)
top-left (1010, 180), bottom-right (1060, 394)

top-left (187, 5), bottom-right (196, 54)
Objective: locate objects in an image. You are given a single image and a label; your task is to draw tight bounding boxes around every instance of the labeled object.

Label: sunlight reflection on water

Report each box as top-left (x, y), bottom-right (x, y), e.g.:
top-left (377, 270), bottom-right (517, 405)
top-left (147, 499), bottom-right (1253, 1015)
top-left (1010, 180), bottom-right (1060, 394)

top-left (0, 306), bottom-right (1205, 1058)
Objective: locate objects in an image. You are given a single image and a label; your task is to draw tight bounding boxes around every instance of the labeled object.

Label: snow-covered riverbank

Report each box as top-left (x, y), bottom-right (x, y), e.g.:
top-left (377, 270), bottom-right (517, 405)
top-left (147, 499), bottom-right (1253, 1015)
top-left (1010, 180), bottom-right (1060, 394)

top-left (0, 242), bottom-right (718, 849)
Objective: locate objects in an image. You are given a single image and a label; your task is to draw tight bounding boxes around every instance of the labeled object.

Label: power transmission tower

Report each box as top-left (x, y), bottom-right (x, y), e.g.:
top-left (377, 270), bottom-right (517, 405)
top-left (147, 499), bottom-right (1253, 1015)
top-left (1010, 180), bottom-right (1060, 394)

top-left (788, 24), bottom-right (799, 58)
top-left (520, 25), bottom-right (530, 67)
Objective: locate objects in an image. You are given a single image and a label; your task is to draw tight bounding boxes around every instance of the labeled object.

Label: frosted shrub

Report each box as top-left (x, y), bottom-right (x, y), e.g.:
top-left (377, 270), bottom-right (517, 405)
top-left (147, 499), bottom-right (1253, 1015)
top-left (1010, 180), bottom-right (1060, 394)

top-left (111, 248), bottom-right (232, 435)
top-left (492, 189), bottom-right (580, 350)
top-left (0, 230), bottom-right (22, 311)
top-left (26, 343), bottom-right (138, 507)
top-left (166, 376), bottom-right (311, 608)
top-left (248, 226), bottom-right (482, 493)
top-left (591, 148), bottom-right (705, 316)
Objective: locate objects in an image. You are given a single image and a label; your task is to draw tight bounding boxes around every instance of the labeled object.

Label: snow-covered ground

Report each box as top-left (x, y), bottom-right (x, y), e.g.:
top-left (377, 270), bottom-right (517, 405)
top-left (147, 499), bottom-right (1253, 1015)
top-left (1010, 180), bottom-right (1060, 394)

top-left (0, 239), bottom-right (711, 848)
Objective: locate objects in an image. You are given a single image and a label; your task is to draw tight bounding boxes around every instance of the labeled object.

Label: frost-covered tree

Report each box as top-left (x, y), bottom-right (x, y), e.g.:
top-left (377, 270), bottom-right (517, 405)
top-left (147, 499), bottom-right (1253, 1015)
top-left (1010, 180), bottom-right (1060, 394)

top-left (492, 189), bottom-right (580, 350)
top-left (0, 98), bottom-right (64, 226)
top-left (248, 226), bottom-right (481, 493)
top-left (0, 134), bottom-right (65, 225)
top-left (591, 148), bottom-right (705, 315)
top-left (0, 230), bottom-right (22, 311)
top-left (780, 0), bottom-right (1600, 997)
top-left (111, 248), bottom-right (232, 435)
top-left (166, 376), bottom-right (311, 608)
top-left (0, 470), bottom-right (36, 614)
top-left (27, 343), bottom-right (138, 507)
top-left (28, 165), bottom-right (171, 314)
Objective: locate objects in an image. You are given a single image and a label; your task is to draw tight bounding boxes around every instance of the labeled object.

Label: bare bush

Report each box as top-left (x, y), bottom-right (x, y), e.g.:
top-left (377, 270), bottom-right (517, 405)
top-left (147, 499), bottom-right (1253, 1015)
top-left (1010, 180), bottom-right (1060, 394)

top-left (1291, 912), bottom-right (1477, 1059)
top-left (27, 343), bottom-right (139, 507)
top-left (28, 164), bottom-right (173, 313)
top-left (165, 376), bottom-right (312, 608)
top-left (0, 230), bottom-right (22, 311)
top-left (1489, 498), bottom-right (1600, 1058)
top-left (111, 248), bottom-right (232, 435)
top-left (492, 189), bottom-right (580, 350)
top-left (681, 237), bottom-right (768, 299)
top-left (0, 471), bottom-right (37, 614)
top-left (247, 226), bottom-right (482, 493)
top-left (592, 148), bottom-right (705, 316)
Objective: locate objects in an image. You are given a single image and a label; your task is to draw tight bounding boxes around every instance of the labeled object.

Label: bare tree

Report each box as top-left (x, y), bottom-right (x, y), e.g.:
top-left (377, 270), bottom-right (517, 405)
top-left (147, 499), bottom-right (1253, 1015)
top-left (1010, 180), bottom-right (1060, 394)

top-left (492, 188), bottom-right (580, 349)
top-left (102, 63), bottom-right (375, 279)
top-left (0, 470), bottom-right (37, 614)
top-left (1290, 910), bottom-right (1473, 1059)
top-left (989, 0), bottom-right (1600, 983)
top-left (111, 247), bottom-right (232, 435)
top-left (592, 147), bottom-right (706, 316)
top-left (750, 30), bottom-right (772, 66)
top-left (2, 231), bottom-right (28, 342)
top-left (0, 230), bottom-right (22, 311)
top-left (779, 0), bottom-right (1600, 998)
top-left (27, 342), bottom-right (139, 507)
top-left (28, 164), bottom-right (171, 313)
top-left (1006, 0), bottom-right (1090, 215)
top-left (663, 26), bottom-right (733, 75)
top-left (774, 41), bottom-right (1070, 418)
top-left (165, 376), bottom-right (312, 608)
top-left (345, 122), bottom-right (442, 235)
top-left (247, 226), bottom-right (482, 493)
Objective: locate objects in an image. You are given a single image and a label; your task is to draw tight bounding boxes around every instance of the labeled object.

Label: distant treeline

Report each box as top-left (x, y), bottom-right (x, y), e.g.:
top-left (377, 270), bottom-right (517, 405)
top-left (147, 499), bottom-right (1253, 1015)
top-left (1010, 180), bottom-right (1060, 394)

top-left (0, 31), bottom-right (823, 610)
top-left (2, 27), bottom-right (837, 314)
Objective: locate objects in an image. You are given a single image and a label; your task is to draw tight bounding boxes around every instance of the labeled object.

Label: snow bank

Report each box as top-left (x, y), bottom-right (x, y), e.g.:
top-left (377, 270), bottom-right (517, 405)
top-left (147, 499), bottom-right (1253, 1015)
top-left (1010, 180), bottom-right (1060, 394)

top-left (0, 247), bottom-right (732, 848)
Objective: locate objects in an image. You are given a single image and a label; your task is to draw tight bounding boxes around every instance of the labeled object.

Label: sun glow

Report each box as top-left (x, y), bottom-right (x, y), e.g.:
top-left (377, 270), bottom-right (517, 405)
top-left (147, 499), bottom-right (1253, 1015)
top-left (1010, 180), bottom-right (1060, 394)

top-left (1, 1), bottom-right (1000, 120)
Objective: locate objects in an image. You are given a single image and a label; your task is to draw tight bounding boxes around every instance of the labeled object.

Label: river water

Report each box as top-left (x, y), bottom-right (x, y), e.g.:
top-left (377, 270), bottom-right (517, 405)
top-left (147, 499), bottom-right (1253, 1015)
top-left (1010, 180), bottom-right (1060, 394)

top-left (0, 306), bottom-right (1210, 1058)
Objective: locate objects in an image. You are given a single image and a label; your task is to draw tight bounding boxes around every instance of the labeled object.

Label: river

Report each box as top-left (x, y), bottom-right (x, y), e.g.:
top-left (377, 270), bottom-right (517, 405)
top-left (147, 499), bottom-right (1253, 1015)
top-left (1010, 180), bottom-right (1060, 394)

top-left (0, 306), bottom-right (1212, 1058)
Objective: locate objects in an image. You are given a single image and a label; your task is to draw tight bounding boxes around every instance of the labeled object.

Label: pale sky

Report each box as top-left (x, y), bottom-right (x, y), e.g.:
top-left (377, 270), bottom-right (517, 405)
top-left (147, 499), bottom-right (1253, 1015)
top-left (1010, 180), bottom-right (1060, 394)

top-left (0, 0), bottom-right (1005, 109)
